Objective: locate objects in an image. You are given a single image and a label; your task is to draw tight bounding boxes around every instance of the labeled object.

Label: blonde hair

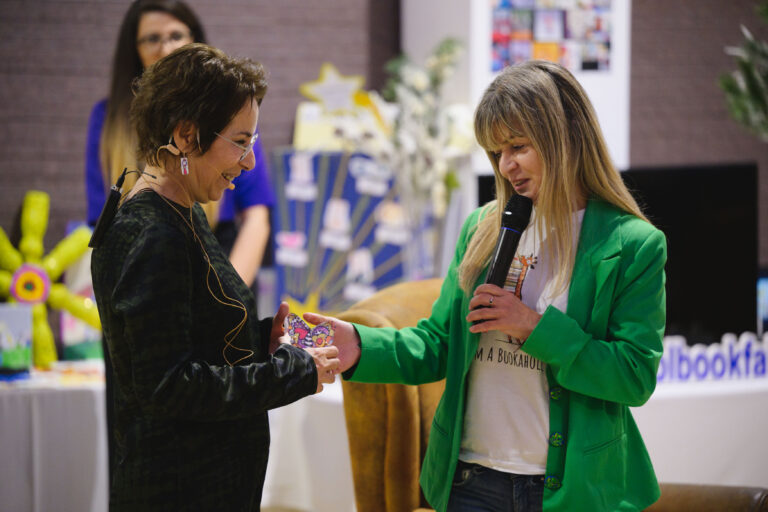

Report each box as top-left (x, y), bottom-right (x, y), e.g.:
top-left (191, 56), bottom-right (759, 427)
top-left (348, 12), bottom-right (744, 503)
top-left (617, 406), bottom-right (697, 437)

top-left (458, 60), bottom-right (648, 295)
top-left (100, 99), bottom-right (140, 200)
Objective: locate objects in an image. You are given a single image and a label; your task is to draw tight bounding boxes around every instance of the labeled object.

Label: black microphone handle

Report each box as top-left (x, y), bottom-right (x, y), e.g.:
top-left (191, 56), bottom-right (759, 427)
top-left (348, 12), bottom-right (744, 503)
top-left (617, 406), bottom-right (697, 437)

top-left (472, 195), bottom-right (531, 327)
top-left (484, 226), bottom-right (524, 287)
top-left (471, 226), bottom-right (524, 326)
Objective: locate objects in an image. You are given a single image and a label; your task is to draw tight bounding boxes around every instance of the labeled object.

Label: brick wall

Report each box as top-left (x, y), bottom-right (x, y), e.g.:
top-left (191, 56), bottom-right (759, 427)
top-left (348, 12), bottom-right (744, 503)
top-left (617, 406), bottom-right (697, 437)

top-left (631, 0), bottom-right (768, 268)
top-left (0, 0), bottom-right (765, 267)
top-left (0, 0), bottom-right (399, 250)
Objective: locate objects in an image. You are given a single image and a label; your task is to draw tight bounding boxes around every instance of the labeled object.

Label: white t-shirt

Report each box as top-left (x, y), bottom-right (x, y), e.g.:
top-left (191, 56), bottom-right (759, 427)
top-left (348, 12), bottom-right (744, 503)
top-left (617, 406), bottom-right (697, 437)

top-left (459, 208), bottom-right (584, 475)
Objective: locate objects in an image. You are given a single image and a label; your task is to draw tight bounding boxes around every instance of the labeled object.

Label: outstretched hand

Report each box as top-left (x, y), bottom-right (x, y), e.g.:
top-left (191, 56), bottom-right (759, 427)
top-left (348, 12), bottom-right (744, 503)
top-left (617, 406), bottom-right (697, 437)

top-left (303, 312), bottom-right (361, 373)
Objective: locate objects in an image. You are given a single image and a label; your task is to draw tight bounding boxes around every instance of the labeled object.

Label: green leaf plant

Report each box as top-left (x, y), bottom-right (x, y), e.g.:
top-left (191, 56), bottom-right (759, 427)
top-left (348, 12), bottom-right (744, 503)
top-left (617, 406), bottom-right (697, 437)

top-left (720, 1), bottom-right (768, 142)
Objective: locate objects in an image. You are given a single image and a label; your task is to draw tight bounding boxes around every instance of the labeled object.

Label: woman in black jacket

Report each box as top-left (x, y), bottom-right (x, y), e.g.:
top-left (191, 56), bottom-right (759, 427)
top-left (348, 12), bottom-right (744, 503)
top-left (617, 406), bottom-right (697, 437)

top-left (91, 43), bottom-right (339, 511)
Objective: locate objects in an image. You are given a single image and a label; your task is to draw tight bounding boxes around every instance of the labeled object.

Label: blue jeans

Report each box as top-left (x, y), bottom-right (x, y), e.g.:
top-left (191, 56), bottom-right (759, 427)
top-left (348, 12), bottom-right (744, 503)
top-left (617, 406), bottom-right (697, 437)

top-left (447, 460), bottom-right (544, 512)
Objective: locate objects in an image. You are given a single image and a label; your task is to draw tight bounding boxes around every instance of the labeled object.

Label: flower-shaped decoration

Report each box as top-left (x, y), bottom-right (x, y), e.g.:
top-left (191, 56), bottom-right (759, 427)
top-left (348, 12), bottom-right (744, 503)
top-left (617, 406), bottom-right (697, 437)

top-left (0, 191), bottom-right (101, 369)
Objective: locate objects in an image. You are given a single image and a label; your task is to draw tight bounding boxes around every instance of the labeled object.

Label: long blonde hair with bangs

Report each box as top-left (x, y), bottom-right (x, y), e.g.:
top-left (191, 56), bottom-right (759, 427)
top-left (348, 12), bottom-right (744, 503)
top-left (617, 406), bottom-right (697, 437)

top-left (458, 60), bottom-right (648, 295)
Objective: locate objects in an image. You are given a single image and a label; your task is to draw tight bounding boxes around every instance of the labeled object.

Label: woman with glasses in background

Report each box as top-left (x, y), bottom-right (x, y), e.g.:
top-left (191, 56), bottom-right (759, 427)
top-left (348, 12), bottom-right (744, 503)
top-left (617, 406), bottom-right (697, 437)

top-left (85, 0), bottom-right (274, 289)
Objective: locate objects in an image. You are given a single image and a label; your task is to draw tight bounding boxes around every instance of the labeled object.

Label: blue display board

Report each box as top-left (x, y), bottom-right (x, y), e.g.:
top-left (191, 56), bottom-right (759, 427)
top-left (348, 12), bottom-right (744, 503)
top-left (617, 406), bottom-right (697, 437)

top-left (270, 150), bottom-right (412, 313)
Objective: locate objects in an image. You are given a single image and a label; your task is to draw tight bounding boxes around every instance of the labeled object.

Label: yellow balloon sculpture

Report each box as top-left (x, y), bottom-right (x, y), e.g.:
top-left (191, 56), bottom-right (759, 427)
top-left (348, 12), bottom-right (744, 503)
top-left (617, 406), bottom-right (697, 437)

top-left (0, 191), bottom-right (100, 369)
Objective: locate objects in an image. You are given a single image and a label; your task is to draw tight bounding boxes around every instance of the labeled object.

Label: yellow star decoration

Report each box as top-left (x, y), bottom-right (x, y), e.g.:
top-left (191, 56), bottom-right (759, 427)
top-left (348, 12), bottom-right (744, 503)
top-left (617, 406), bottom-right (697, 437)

top-left (283, 292), bottom-right (321, 321)
top-left (0, 191), bottom-right (101, 369)
top-left (299, 62), bottom-right (365, 114)
top-left (353, 90), bottom-right (392, 137)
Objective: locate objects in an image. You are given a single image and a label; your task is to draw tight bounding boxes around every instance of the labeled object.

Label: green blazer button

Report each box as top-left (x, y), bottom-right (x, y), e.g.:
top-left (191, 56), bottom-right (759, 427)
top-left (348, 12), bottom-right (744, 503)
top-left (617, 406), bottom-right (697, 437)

top-left (549, 432), bottom-right (565, 447)
top-left (545, 475), bottom-right (562, 490)
top-left (549, 386), bottom-right (563, 400)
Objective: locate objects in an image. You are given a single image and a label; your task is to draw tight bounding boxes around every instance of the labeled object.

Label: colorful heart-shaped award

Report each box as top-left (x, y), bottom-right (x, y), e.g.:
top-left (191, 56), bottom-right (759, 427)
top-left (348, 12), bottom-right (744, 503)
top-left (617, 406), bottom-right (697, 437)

top-left (284, 313), bottom-right (334, 348)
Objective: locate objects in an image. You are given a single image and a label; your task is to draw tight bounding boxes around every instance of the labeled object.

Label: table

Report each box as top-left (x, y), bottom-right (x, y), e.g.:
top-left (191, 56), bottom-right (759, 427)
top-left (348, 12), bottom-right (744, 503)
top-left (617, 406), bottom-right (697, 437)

top-left (3, 375), bottom-right (766, 511)
top-left (0, 381), bottom-right (108, 512)
top-left (0, 377), bottom-right (354, 512)
top-left (632, 379), bottom-right (768, 488)
top-left (262, 379), bottom-right (356, 512)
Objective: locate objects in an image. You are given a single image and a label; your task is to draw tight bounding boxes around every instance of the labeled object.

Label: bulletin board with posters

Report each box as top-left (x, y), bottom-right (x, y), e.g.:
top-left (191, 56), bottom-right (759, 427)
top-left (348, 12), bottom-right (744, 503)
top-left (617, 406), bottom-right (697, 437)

top-left (471, 0), bottom-right (629, 170)
top-left (269, 149), bottom-right (413, 314)
top-left (491, 0), bottom-right (613, 73)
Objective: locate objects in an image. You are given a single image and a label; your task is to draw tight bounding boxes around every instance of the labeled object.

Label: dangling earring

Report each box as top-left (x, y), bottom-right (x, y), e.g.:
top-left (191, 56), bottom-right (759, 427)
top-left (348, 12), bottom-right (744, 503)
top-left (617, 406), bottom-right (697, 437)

top-left (180, 153), bottom-right (189, 176)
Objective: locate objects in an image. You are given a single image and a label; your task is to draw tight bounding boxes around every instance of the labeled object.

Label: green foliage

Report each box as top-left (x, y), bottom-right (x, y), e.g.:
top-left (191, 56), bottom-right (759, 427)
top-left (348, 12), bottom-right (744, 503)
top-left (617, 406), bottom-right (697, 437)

top-left (382, 56), bottom-right (408, 102)
top-left (444, 168), bottom-right (461, 192)
top-left (720, 2), bottom-right (768, 142)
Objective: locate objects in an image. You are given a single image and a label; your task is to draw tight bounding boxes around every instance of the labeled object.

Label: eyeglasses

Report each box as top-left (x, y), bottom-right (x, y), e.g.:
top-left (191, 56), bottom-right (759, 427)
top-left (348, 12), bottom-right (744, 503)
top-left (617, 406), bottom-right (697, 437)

top-left (136, 31), bottom-right (192, 50)
top-left (215, 132), bottom-right (259, 162)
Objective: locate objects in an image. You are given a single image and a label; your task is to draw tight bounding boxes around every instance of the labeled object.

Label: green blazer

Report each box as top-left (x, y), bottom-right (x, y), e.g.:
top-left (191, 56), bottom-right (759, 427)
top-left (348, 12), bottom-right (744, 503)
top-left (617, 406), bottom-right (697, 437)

top-left (349, 199), bottom-right (667, 511)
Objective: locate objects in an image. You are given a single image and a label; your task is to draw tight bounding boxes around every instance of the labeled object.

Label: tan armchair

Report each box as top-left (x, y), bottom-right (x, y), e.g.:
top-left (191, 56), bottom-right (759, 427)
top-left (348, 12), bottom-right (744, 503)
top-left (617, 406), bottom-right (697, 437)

top-left (337, 279), bottom-right (768, 512)
top-left (337, 278), bottom-right (444, 512)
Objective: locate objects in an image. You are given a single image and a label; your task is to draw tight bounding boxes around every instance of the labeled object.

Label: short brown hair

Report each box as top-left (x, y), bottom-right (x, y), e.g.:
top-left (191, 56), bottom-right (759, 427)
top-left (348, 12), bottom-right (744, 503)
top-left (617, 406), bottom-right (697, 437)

top-left (130, 43), bottom-right (267, 166)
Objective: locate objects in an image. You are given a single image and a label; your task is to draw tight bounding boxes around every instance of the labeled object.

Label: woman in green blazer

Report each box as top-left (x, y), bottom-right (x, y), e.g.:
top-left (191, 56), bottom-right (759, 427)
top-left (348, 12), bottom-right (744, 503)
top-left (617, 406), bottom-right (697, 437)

top-left (311, 60), bottom-right (666, 511)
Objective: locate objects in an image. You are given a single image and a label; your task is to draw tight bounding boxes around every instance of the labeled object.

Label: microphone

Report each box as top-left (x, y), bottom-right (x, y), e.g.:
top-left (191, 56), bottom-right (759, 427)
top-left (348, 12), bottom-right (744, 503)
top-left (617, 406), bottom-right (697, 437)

top-left (89, 168), bottom-right (128, 248)
top-left (472, 195), bottom-right (533, 324)
top-left (484, 194), bottom-right (533, 287)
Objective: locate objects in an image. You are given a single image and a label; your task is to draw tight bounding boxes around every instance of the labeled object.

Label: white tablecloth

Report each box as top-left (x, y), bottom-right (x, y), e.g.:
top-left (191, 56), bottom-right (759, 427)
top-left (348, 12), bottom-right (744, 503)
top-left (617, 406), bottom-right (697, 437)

top-left (0, 382), bottom-right (109, 512)
top-left (0, 378), bottom-right (354, 512)
top-left (3, 376), bottom-right (766, 512)
top-left (262, 379), bottom-right (356, 512)
top-left (632, 379), bottom-right (768, 488)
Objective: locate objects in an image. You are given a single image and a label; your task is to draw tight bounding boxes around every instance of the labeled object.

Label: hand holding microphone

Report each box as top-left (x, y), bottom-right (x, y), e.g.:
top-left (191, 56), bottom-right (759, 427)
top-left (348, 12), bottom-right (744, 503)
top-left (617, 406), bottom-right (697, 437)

top-left (467, 194), bottom-right (537, 336)
top-left (483, 194), bottom-right (533, 288)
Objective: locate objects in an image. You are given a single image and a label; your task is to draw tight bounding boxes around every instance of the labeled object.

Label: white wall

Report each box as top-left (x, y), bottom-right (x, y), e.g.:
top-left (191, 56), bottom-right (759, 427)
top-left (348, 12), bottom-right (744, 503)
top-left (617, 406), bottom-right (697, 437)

top-left (402, 0), bottom-right (632, 178)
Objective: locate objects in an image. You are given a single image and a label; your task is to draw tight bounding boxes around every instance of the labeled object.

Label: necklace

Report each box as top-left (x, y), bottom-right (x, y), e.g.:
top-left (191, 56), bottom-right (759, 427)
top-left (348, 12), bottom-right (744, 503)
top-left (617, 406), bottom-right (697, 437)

top-left (140, 175), bottom-right (254, 366)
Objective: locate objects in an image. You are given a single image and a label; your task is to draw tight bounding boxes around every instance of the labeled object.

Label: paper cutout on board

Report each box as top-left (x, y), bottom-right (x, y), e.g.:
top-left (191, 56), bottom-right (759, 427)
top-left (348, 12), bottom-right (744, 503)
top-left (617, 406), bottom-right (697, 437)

top-left (348, 155), bottom-right (392, 197)
top-left (275, 231), bottom-right (309, 268)
top-left (319, 198), bottom-right (352, 252)
top-left (344, 248), bottom-right (376, 302)
top-left (374, 200), bottom-right (409, 246)
top-left (285, 152), bottom-right (318, 201)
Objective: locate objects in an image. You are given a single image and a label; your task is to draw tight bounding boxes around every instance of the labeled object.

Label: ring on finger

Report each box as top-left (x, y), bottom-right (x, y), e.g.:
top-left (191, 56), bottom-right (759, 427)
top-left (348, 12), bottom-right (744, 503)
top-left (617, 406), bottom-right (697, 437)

top-left (489, 296), bottom-right (494, 305)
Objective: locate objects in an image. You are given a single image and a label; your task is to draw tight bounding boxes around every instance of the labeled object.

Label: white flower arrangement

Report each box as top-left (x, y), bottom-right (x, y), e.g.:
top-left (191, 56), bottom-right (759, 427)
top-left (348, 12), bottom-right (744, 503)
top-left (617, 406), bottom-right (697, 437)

top-left (382, 38), bottom-right (474, 219)
top-left (334, 38), bottom-right (475, 220)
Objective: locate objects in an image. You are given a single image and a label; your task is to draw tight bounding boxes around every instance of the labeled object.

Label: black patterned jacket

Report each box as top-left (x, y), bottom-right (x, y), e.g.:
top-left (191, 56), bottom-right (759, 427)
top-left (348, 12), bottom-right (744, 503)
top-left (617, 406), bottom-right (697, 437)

top-left (92, 190), bottom-right (316, 511)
